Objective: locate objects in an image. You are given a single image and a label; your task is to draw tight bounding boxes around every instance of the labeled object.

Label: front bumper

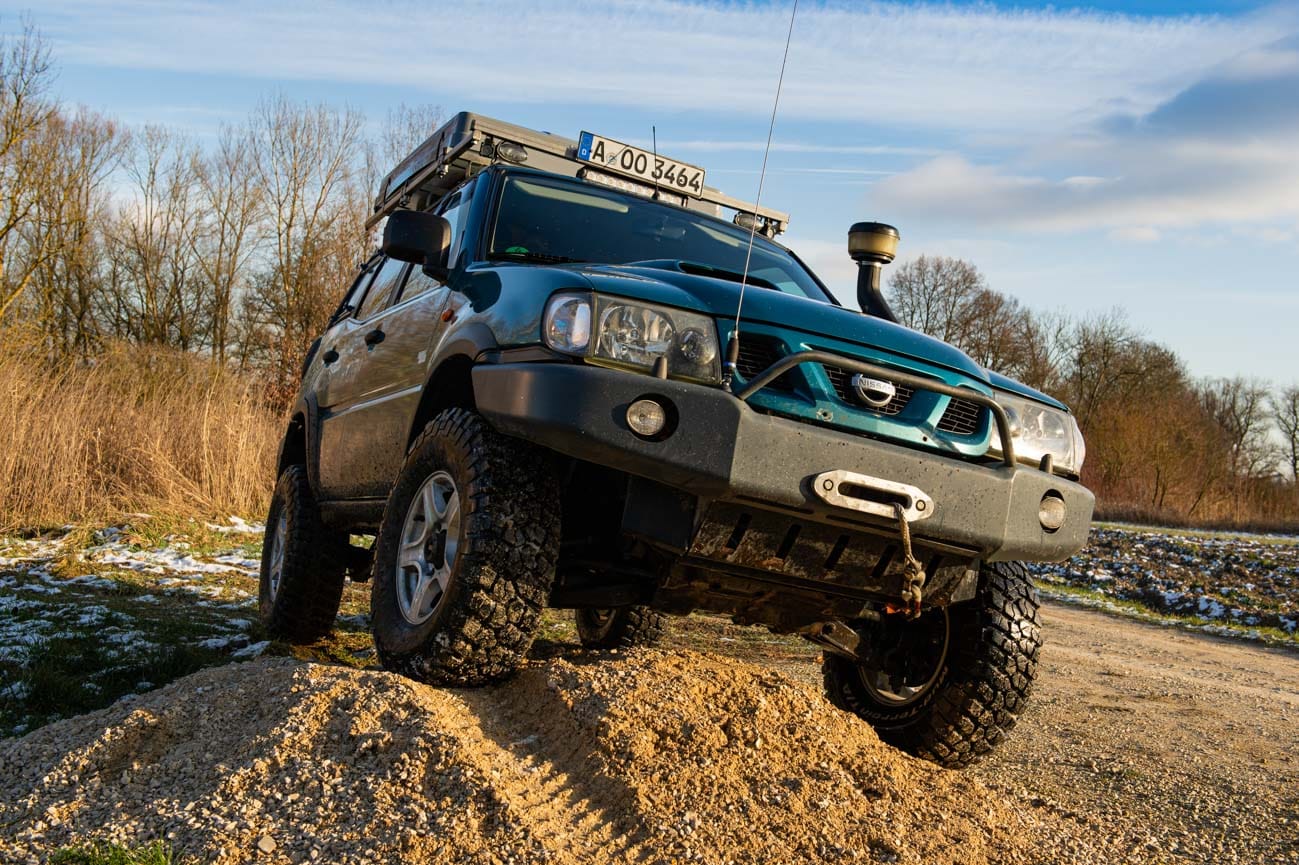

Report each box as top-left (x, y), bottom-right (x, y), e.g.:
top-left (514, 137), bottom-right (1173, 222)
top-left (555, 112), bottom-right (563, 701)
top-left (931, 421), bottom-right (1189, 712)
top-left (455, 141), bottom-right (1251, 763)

top-left (472, 362), bottom-right (1093, 563)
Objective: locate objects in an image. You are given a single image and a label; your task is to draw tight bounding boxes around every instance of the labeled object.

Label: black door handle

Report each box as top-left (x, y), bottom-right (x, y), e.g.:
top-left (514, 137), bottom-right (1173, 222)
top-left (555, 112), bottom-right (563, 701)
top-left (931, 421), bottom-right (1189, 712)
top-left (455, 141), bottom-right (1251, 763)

top-left (364, 328), bottom-right (386, 347)
top-left (322, 348), bottom-right (339, 365)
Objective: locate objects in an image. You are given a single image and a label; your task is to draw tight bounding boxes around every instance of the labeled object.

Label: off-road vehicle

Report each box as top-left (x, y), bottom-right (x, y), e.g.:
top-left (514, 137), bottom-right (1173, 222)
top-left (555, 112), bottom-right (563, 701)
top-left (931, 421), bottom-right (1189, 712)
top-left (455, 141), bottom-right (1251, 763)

top-left (260, 112), bottom-right (1093, 766)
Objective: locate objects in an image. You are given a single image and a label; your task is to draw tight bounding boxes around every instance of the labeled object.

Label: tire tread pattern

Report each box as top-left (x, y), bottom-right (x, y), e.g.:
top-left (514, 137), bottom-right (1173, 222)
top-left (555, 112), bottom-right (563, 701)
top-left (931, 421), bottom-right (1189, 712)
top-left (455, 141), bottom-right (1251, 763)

top-left (259, 465), bottom-right (347, 643)
top-left (575, 605), bottom-right (666, 649)
top-left (823, 560), bottom-right (1041, 768)
top-left (372, 409), bottom-right (561, 686)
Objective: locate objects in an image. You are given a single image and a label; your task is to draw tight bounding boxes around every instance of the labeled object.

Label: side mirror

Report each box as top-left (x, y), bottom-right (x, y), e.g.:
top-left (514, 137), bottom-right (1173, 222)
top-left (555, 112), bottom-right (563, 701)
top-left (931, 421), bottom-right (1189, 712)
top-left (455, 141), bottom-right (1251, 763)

top-left (382, 210), bottom-right (452, 278)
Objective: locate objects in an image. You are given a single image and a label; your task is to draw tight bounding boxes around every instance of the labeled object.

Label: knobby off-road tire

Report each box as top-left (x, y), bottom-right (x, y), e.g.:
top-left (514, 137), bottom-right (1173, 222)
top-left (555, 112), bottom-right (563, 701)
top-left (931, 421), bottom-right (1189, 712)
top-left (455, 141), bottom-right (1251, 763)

top-left (258, 465), bottom-right (348, 643)
top-left (823, 560), bottom-right (1041, 768)
top-left (575, 606), bottom-right (666, 649)
top-left (371, 408), bottom-right (561, 686)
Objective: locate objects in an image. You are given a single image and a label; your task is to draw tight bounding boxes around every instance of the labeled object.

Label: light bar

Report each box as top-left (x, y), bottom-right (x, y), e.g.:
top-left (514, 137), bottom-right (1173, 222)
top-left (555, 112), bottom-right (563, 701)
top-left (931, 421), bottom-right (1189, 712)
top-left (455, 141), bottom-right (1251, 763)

top-left (579, 168), bottom-right (688, 207)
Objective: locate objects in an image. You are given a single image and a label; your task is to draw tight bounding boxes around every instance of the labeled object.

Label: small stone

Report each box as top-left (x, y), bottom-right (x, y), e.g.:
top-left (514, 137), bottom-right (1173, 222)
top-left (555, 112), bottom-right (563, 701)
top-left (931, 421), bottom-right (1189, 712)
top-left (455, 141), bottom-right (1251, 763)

top-left (257, 835), bottom-right (276, 854)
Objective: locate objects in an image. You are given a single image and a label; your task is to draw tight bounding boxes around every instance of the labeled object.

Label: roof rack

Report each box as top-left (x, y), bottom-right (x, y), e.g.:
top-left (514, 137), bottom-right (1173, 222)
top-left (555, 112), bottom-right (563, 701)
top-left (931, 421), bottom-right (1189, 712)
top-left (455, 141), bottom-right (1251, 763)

top-left (368, 111), bottom-right (790, 236)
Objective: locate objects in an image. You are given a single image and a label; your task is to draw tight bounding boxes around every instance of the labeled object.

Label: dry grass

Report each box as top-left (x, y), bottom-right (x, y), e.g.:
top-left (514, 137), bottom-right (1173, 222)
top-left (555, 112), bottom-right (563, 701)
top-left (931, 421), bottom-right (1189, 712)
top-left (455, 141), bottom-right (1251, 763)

top-left (0, 341), bottom-right (280, 529)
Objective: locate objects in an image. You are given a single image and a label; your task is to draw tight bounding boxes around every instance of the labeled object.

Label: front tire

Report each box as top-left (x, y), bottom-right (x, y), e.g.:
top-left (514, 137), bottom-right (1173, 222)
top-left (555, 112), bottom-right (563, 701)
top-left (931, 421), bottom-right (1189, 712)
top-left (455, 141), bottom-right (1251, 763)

top-left (258, 465), bottom-right (348, 643)
top-left (823, 560), bottom-right (1041, 768)
top-left (370, 408), bottom-right (561, 686)
top-left (575, 606), bottom-right (665, 649)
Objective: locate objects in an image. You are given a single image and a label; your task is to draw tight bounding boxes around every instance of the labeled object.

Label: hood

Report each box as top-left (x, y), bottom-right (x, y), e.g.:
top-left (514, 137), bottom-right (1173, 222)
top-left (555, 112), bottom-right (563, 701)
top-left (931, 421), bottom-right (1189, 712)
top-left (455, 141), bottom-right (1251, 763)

top-left (985, 370), bottom-right (1069, 412)
top-left (565, 263), bottom-right (989, 381)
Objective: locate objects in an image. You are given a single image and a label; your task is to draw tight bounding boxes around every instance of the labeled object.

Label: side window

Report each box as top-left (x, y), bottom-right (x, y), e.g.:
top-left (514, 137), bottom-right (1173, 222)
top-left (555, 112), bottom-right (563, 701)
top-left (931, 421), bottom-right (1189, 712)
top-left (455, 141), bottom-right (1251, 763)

top-left (332, 258), bottom-right (379, 323)
top-left (399, 265), bottom-right (440, 303)
top-left (355, 256), bottom-right (409, 320)
top-left (440, 185), bottom-right (471, 268)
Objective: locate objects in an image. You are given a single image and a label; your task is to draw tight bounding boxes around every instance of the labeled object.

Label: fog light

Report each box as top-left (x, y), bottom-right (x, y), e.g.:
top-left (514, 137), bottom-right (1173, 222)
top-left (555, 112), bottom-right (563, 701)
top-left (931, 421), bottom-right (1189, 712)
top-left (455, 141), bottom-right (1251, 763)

top-left (1039, 493), bottom-right (1066, 532)
top-left (626, 399), bottom-right (667, 438)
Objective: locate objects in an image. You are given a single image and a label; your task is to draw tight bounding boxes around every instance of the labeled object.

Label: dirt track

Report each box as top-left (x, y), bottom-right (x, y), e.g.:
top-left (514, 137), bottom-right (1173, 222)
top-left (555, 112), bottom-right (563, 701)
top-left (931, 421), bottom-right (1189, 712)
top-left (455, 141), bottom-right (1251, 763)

top-left (973, 602), bottom-right (1299, 864)
top-left (1, 601), bottom-right (1296, 864)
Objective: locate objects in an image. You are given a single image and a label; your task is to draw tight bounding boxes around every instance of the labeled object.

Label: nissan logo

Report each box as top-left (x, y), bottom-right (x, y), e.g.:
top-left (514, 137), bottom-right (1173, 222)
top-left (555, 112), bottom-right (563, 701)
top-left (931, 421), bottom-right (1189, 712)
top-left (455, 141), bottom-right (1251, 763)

top-left (851, 374), bottom-right (897, 408)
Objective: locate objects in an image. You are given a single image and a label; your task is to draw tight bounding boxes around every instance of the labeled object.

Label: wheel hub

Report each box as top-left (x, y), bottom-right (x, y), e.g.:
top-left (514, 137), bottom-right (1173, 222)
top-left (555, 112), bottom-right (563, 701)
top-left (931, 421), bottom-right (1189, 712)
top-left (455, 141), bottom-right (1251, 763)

top-left (267, 510), bottom-right (288, 602)
top-left (857, 608), bottom-right (950, 707)
top-left (396, 470), bottom-right (461, 626)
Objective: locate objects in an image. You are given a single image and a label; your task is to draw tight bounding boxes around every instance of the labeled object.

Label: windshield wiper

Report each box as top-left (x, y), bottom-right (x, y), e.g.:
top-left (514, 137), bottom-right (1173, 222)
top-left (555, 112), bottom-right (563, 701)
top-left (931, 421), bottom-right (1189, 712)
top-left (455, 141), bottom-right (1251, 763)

top-left (490, 250), bottom-right (586, 265)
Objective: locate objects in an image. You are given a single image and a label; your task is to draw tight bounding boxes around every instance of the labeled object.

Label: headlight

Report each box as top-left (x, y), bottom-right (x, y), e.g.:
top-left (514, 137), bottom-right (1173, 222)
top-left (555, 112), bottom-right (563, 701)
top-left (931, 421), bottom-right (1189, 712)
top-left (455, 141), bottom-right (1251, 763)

top-left (988, 391), bottom-right (1086, 475)
top-left (542, 292), bottom-right (721, 383)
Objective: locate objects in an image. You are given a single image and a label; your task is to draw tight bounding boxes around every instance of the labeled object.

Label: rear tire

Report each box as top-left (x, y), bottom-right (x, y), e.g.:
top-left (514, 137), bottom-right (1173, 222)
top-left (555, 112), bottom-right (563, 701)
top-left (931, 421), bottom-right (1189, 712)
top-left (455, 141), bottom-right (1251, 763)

top-left (575, 606), bottom-right (665, 649)
top-left (370, 408), bottom-right (561, 686)
top-left (258, 465), bottom-right (348, 643)
top-left (823, 560), bottom-right (1041, 768)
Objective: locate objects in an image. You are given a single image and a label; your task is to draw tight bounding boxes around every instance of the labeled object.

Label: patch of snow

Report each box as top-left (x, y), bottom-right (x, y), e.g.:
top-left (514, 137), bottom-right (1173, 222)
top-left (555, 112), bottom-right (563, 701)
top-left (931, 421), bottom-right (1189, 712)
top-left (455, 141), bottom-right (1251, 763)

top-left (206, 516), bottom-right (265, 534)
top-left (232, 640), bottom-right (270, 659)
top-left (1, 681), bottom-right (30, 700)
top-left (76, 606), bottom-right (112, 626)
top-left (213, 554), bottom-right (260, 569)
top-left (1196, 597), bottom-right (1226, 619)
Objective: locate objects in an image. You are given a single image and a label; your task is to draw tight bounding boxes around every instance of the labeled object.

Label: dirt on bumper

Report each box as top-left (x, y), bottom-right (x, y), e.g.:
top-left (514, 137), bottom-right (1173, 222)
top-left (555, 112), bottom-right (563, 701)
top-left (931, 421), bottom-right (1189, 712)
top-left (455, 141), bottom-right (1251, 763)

top-left (473, 362), bottom-right (1094, 564)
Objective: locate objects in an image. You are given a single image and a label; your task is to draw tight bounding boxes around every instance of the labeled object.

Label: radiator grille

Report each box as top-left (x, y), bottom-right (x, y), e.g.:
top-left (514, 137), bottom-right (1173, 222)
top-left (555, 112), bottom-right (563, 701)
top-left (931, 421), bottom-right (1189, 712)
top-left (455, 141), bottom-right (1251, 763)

top-left (937, 397), bottom-right (984, 436)
top-left (821, 366), bottom-right (913, 416)
top-left (734, 337), bottom-right (795, 391)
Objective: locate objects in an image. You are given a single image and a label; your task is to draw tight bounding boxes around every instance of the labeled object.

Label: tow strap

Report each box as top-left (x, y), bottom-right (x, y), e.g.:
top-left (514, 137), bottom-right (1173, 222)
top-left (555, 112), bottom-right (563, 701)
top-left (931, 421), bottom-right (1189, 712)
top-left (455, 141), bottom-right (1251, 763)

top-left (894, 502), bottom-right (927, 619)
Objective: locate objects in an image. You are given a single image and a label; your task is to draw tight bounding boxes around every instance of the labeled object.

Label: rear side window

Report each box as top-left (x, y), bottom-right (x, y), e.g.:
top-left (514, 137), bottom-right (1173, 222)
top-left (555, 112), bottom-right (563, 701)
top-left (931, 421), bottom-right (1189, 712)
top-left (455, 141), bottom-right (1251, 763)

top-left (355, 257), bottom-right (409, 320)
top-left (332, 259), bottom-right (379, 323)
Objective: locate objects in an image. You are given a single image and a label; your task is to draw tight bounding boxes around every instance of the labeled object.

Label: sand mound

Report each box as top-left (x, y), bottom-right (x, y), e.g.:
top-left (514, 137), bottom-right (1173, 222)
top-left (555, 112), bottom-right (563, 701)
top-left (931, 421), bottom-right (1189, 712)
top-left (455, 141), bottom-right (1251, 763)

top-left (0, 652), bottom-right (1098, 864)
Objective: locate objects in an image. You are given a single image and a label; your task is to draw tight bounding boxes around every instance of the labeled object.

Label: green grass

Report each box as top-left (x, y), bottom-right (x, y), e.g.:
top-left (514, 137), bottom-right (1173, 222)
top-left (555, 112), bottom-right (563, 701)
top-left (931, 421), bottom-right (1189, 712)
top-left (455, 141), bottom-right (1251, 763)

top-left (49, 840), bottom-right (195, 865)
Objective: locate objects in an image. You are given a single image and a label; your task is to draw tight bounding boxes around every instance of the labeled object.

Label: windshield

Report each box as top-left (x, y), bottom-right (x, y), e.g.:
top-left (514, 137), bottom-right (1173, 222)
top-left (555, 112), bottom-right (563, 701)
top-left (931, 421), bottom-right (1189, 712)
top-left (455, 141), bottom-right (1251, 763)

top-left (488, 173), bottom-right (831, 302)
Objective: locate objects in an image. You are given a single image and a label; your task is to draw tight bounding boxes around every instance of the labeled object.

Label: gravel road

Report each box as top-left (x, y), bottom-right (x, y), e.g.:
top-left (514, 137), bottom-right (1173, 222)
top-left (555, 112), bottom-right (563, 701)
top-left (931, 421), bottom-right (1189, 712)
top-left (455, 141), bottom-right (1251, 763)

top-left (973, 602), bottom-right (1299, 865)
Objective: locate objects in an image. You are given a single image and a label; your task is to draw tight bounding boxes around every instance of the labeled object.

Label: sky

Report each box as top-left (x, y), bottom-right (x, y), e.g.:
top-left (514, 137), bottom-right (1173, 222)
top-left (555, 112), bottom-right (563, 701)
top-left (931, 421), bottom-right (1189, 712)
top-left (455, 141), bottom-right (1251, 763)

top-left (3, 0), bottom-right (1297, 382)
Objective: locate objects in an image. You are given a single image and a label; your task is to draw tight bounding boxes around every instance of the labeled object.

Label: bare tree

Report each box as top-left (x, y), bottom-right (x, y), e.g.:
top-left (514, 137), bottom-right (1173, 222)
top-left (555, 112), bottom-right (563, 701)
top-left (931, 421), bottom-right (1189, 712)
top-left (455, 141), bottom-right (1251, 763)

top-left (1013, 309), bottom-right (1071, 394)
top-left (887, 255), bottom-right (987, 346)
top-left (245, 96), bottom-right (364, 395)
top-left (26, 108), bottom-right (122, 355)
top-left (102, 126), bottom-right (206, 349)
top-left (959, 288), bottom-right (1036, 378)
top-left (1198, 377), bottom-right (1277, 518)
top-left (364, 102), bottom-right (444, 196)
top-left (1271, 385), bottom-right (1299, 484)
top-left (0, 23), bottom-right (58, 321)
top-left (193, 124), bottom-right (263, 364)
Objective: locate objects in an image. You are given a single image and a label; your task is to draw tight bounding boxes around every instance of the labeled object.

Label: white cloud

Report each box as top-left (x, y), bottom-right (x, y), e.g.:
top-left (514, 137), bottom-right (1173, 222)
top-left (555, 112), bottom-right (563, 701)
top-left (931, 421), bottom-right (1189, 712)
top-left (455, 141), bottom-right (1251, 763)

top-left (1110, 226), bottom-right (1162, 243)
top-left (18, 0), bottom-right (1293, 134)
top-left (872, 34), bottom-right (1299, 233)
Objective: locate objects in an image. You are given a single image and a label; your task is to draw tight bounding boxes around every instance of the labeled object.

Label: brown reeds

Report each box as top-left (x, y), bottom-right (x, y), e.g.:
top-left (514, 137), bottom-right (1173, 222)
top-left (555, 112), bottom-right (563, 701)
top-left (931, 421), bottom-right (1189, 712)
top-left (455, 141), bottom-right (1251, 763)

top-left (0, 341), bottom-right (279, 529)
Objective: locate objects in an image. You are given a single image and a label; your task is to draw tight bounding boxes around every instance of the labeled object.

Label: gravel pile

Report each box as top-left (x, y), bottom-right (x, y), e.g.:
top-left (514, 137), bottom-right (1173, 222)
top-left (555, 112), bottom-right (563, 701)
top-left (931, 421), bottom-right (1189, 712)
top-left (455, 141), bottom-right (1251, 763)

top-left (0, 652), bottom-right (1108, 864)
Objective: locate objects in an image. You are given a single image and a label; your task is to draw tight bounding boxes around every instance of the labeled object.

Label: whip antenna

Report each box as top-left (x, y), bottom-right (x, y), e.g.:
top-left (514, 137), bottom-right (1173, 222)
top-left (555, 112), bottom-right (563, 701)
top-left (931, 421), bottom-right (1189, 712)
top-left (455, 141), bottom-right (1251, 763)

top-left (725, 0), bottom-right (800, 391)
top-left (651, 125), bottom-right (660, 200)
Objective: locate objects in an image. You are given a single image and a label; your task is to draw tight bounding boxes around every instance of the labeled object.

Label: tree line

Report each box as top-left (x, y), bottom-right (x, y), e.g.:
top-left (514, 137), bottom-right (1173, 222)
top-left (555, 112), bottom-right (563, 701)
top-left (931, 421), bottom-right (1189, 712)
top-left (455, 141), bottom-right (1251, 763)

top-left (2, 26), bottom-right (1295, 528)
top-left (0, 26), bottom-right (439, 403)
top-left (887, 255), bottom-right (1299, 527)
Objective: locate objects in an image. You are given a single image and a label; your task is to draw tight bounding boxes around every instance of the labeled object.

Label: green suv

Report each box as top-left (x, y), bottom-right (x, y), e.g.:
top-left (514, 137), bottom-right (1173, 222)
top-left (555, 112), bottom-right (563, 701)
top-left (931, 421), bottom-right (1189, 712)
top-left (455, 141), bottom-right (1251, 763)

top-left (259, 113), bottom-right (1093, 767)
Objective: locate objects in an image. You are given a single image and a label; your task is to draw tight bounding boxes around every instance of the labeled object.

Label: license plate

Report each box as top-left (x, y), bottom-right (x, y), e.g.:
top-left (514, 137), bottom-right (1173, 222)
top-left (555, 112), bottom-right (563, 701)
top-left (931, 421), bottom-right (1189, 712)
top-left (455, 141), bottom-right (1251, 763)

top-left (577, 131), bottom-right (706, 197)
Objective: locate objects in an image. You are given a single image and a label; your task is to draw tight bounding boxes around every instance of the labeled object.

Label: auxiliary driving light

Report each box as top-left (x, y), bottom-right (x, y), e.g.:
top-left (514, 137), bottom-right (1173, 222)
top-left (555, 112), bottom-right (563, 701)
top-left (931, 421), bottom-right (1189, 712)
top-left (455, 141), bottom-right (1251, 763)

top-left (626, 399), bottom-right (668, 439)
top-left (1038, 493), bottom-right (1066, 532)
